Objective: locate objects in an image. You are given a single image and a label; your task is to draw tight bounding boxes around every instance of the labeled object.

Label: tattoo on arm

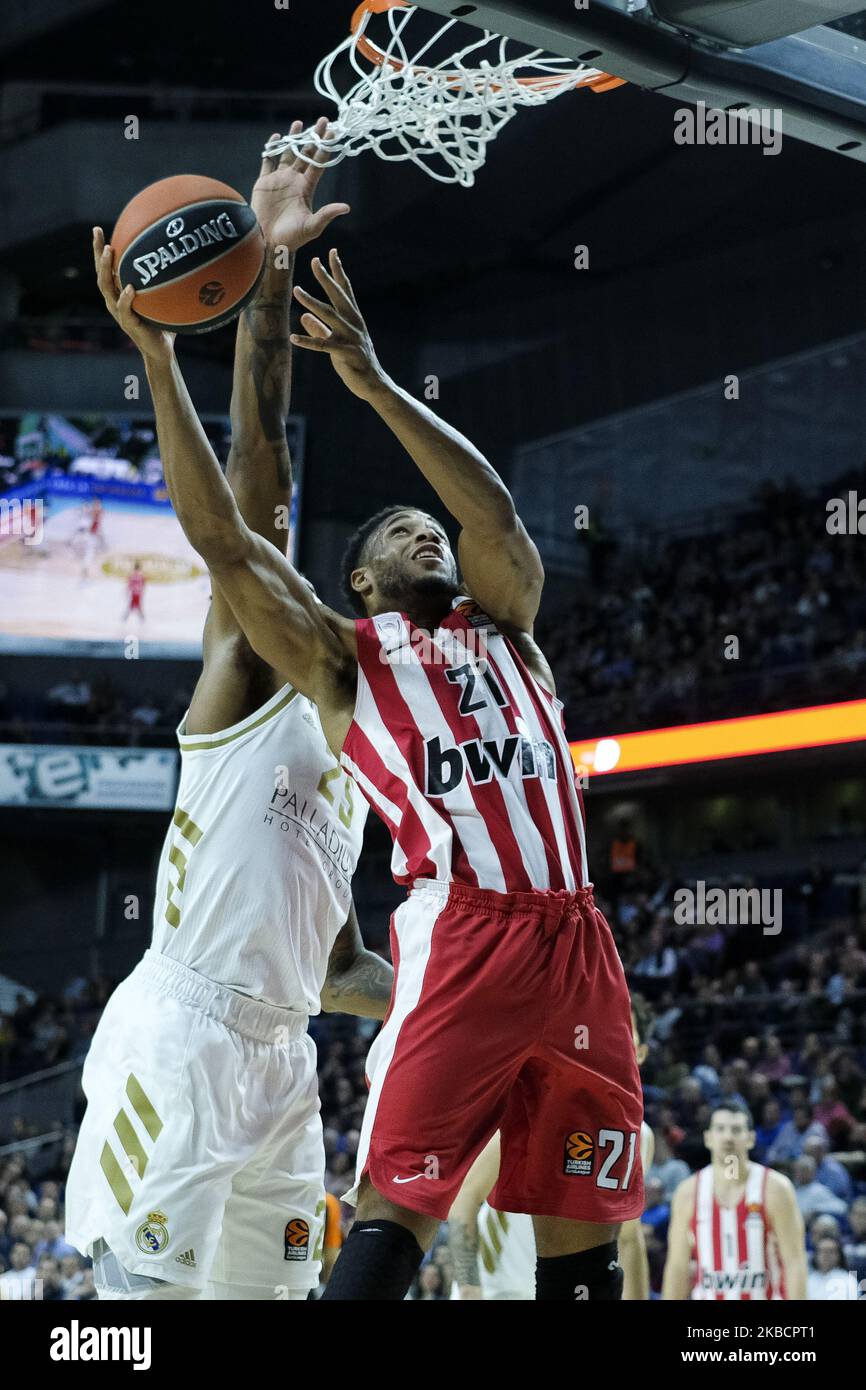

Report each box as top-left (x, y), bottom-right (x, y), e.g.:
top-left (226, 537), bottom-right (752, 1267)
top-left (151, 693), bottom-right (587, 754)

top-left (449, 1217), bottom-right (481, 1289)
top-left (321, 948), bottom-right (393, 1020)
top-left (242, 295), bottom-right (293, 465)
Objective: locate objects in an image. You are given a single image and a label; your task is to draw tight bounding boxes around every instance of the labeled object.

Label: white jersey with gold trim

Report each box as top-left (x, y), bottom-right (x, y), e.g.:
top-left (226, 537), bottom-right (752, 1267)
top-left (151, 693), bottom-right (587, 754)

top-left (151, 683), bottom-right (367, 1011)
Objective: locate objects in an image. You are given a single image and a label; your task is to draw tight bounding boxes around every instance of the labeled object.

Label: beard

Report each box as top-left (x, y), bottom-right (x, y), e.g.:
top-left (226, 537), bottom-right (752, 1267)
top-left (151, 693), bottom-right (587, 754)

top-left (375, 556), bottom-right (460, 612)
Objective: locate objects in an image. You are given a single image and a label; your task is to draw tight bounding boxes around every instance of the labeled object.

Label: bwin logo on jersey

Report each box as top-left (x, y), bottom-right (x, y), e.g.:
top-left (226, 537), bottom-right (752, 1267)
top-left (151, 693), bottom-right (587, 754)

top-left (701, 1268), bottom-right (766, 1293)
top-left (424, 734), bottom-right (556, 796)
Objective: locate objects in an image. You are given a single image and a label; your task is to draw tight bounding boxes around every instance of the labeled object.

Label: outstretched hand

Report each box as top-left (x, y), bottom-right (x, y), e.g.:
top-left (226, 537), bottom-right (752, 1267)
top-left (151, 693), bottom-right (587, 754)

top-left (92, 227), bottom-right (175, 365)
top-left (253, 118), bottom-right (350, 253)
top-left (291, 250), bottom-right (386, 400)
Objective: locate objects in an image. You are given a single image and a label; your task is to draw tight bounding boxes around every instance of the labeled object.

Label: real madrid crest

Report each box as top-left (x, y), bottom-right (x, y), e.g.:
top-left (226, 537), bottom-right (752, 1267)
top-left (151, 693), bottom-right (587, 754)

top-left (135, 1209), bottom-right (170, 1254)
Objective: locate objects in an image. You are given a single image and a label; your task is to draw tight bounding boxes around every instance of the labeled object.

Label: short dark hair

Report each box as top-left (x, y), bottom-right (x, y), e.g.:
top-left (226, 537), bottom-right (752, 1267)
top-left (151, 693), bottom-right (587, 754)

top-left (340, 505), bottom-right (416, 615)
top-left (709, 1098), bottom-right (754, 1129)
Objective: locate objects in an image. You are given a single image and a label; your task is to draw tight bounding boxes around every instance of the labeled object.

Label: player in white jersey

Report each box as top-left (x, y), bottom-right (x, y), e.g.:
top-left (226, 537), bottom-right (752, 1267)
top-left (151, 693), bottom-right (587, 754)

top-left (662, 1101), bottom-right (807, 1300)
top-left (66, 128), bottom-right (392, 1301)
top-left (448, 1004), bottom-right (655, 1300)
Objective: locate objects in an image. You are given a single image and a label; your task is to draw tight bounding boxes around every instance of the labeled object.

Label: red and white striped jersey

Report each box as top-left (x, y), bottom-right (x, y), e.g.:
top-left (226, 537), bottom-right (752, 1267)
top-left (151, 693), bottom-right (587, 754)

top-left (690, 1163), bottom-right (786, 1300)
top-left (340, 595), bottom-right (589, 892)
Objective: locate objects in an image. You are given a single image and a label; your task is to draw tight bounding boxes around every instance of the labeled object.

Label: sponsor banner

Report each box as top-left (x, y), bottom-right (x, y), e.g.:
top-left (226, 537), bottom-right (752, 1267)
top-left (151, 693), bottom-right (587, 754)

top-left (0, 745), bottom-right (178, 810)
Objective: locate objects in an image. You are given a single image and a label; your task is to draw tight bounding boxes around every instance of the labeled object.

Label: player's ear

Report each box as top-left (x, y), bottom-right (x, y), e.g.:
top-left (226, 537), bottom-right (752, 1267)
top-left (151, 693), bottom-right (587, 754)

top-left (351, 565), bottom-right (371, 601)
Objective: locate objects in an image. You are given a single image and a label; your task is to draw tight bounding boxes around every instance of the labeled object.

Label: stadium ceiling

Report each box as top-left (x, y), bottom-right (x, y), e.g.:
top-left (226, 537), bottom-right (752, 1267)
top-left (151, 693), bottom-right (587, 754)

top-left (416, 0), bottom-right (866, 163)
top-left (0, 0), bottom-right (109, 54)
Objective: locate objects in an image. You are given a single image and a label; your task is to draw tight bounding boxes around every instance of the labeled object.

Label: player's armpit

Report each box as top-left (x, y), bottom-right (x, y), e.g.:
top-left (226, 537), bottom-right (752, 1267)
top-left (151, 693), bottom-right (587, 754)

top-left (207, 533), bottom-right (356, 723)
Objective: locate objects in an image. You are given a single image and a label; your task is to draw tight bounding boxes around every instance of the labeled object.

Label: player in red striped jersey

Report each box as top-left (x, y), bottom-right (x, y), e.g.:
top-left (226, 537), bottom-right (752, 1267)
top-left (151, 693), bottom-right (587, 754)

top-left (123, 560), bottom-right (146, 622)
top-left (662, 1101), bottom-right (806, 1300)
top-left (102, 245), bottom-right (644, 1301)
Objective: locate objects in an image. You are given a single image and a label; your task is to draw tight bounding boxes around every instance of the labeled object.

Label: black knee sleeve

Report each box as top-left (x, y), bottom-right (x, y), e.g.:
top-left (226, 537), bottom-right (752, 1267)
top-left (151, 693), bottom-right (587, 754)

top-left (536, 1241), bottom-right (623, 1301)
top-left (320, 1219), bottom-right (425, 1301)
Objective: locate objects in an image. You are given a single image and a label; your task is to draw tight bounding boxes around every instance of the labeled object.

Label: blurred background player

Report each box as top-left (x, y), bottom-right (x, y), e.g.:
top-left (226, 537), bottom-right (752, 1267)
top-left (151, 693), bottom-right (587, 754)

top-left (75, 498), bottom-right (108, 580)
top-left (662, 1100), bottom-right (807, 1300)
top-left (123, 561), bottom-right (146, 624)
top-left (65, 126), bottom-right (392, 1302)
top-left (448, 1000), bottom-right (655, 1300)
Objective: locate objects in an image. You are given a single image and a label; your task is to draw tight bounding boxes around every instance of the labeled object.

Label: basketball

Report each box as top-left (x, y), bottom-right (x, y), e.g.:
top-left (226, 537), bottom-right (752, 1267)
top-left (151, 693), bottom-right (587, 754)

top-left (111, 175), bottom-right (265, 334)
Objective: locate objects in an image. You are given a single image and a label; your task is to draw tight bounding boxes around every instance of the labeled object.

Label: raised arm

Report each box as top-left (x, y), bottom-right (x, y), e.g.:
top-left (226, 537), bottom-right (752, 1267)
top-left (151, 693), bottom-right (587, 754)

top-left (188, 121), bottom-right (349, 732)
top-left (91, 231), bottom-right (356, 742)
top-left (291, 253), bottom-right (544, 634)
top-left (320, 902), bottom-right (394, 1020)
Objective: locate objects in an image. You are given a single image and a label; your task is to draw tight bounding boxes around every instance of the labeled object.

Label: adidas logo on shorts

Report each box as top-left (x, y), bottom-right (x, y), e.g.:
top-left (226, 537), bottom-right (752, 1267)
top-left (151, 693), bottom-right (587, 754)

top-left (175, 1248), bottom-right (197, 1268)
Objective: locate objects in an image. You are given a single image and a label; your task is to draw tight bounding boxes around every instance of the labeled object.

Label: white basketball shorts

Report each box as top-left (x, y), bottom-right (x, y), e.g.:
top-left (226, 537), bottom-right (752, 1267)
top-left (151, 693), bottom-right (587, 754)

top-left (65, 950), bottom-right (326, 1294)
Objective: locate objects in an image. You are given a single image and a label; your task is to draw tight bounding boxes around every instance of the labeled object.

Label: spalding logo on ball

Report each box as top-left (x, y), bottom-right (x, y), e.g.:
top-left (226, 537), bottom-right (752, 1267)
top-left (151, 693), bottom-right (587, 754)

top-left (111, 175), bottom-right (265, 334)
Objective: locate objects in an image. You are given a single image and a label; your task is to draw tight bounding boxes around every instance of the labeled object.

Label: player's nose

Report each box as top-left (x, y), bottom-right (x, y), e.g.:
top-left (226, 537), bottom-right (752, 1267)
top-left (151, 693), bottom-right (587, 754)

top-left (411, 526), bottom-right (442, 551)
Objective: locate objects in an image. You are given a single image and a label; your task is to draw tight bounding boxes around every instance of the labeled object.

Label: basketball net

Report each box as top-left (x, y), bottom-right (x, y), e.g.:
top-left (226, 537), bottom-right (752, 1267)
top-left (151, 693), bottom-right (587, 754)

top-left (263, 1), bottom-right (624, 187)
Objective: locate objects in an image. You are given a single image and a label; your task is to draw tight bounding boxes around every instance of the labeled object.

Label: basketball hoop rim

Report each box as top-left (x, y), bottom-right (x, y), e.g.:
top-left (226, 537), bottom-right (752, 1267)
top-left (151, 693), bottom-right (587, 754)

top-left (348, 0), bottom-right (626, 93)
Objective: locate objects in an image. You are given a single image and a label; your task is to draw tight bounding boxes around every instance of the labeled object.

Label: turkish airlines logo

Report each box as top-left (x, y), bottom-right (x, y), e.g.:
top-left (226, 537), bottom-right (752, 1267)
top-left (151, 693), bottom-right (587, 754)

top-left (424, 733), bottom-right (556, 796)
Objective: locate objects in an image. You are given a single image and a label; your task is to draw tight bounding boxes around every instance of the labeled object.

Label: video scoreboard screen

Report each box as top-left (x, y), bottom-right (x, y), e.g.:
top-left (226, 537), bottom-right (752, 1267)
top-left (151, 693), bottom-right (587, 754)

top-left (0, 410), bottom-right (305, 658)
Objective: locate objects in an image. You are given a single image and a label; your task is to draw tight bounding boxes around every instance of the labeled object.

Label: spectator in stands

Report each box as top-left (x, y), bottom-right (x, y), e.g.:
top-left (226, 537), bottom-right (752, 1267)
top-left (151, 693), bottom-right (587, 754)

top-left (0, 1240), bottom-right (36, 1299)
top-left (807, 1236), bottom-right (859, 1301)
top-left (36, 1254), bottom-right (66, 1301)
top-left (633, 926), bottom-right (679, 991)
top-left (761, 1034), bottom-right (792, 1082)
top-left (691, 1043), bottom-right (723, 1101)
top-left (754, 1098), bottom-right (785, 1161)
top-left (842, 1197), bottom-right (866, 1283)
top-left (801, 1134), bottom-right (853, 1202)
top-left (812, 1076), bottom-right (855, 1144)
top-left (791, 1156), bottom-right (849, 1221)
top-left (640, 1177), bottom-right (671, 1242)
top-left (767, 1103), bottom-right (829, 1164)
top-left (648, 1130), bottom-right (690, 1200)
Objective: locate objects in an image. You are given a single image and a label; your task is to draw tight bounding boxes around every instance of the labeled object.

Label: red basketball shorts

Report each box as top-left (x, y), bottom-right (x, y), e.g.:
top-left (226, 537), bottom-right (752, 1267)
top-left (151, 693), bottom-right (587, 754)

top-left (349, 878), bottom-right (644, 1223)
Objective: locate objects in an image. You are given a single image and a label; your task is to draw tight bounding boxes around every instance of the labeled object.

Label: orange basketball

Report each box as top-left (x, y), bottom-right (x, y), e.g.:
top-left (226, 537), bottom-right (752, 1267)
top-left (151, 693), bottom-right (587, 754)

top-left (111, 175), bottom-right (265, 334)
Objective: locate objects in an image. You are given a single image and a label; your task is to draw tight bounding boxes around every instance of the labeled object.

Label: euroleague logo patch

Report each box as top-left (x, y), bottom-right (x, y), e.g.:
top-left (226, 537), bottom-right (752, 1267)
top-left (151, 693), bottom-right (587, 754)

top-left (453, 597), bottom-right (496, 632)
top-left (563, 1131), bottom-right (594, 1176)
top-left (199, 280), bottom-right (226, 307)
top-left (284, 1218), bottom-right (310, 1262)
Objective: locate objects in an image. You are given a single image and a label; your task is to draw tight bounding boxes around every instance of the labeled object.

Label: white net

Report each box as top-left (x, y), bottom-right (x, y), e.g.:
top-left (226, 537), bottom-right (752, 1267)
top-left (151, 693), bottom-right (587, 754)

top-left (263, 3), bottom-right (616, 187)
